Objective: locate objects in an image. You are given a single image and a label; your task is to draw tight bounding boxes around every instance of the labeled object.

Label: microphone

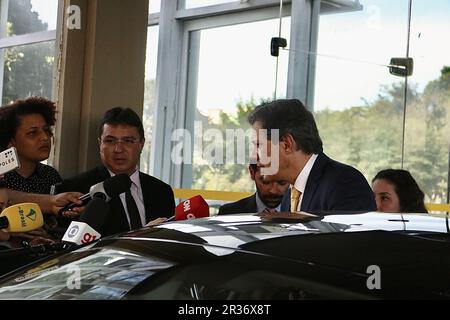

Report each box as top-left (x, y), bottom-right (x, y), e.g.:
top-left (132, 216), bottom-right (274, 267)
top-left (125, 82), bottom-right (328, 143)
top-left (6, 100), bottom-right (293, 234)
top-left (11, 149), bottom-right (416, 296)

top-left (59, 173), bottom-right (132, 214)
top-left (62, 198), bottom-right (109, 246)
top-left (170, 195), bottom-right (209, 221)
top-left (0, 203), bottom-right (44, 232)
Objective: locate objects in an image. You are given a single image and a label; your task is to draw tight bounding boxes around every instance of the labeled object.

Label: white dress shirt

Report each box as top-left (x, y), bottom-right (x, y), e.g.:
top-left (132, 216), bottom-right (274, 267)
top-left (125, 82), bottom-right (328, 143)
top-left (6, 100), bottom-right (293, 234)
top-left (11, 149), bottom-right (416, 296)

top-left (292, 154), bottom-right (318, 211)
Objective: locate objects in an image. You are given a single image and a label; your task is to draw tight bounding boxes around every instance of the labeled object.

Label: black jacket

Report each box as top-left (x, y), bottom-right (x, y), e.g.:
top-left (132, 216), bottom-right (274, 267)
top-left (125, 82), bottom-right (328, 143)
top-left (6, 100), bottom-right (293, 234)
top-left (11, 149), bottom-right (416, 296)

top-left (57, 166), bottom-right (175, 236)
top-left (218, 192), bottom-right (290, 215)
top-left (288, 153), bottom-right (376, 213)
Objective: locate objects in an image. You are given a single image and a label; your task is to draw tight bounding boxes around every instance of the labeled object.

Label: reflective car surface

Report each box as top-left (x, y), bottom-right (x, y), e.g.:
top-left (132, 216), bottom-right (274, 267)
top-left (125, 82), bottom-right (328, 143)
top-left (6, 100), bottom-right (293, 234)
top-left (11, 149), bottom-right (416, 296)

top-left (0, 211), bottom-right (449, 299)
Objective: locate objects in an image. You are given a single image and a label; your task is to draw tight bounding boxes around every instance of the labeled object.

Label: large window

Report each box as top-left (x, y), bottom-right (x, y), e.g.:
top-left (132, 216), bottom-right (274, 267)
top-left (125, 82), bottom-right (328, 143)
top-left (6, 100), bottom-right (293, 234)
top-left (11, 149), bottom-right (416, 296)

top-left (314, 0), bottom-right (408, 189)
top-left (184, 18), bottom-right (290, 192)
top-left (0, 0), bottom-right (58, 104)
top-left (146, 0), bottom-right (450, 207)
top-left (141, 25), bottom-right (160, 173)
top-left (403, 0), bottom-right (450, 203)
top-left (314, 0), bottom-right (450, 203)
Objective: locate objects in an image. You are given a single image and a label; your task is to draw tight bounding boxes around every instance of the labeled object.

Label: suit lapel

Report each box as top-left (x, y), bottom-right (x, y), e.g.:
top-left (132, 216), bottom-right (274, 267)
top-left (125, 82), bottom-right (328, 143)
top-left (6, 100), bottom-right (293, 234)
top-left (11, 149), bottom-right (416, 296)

top-left (280, 191), bottom-right (291, 212)
top-left (246, 194), bottom-right (257, 212)
top-left (99, 165), bottom-right (131, 231)
top-left (96, 165), bottom-right (112, 180)
top-left (300, 153), bottom-right (329, 211)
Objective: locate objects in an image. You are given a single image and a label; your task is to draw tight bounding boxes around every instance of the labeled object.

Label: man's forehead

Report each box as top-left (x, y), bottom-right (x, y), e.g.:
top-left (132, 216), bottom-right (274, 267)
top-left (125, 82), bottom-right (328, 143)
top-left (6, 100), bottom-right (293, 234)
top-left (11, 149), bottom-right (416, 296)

top-left (102, 123), bottom-right (139, 135)
top-left (257, 172), bottom-right (279, 182)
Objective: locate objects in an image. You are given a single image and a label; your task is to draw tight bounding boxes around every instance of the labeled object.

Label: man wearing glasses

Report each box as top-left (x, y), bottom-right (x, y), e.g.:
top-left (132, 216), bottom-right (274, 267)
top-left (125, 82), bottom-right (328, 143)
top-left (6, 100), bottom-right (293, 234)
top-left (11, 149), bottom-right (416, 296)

top-left (57, 107), bottom-right (175, 236)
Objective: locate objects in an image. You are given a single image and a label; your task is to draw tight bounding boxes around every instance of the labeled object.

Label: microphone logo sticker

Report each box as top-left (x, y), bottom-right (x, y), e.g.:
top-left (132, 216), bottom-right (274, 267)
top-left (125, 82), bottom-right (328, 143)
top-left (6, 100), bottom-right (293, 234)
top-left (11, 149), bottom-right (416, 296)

top-left (183, 200), bottom-right (191, 212)
top-left (26, 208), bottom-right (37, 221)
top-left (68, 225), bottom-right (80, 238)
top-left (18, 206), bottom-right (26, 228)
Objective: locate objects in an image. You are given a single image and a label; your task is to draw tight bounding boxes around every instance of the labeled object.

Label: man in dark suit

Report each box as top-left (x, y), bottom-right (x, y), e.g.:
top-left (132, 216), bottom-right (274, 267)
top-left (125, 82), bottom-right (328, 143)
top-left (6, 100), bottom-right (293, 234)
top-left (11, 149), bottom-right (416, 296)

top-left (58, 107), bottom-right (175, 236)
top-left (218, 164), bottom-right (290, 215)
top-left (248, 99), bottom-right (376, 213)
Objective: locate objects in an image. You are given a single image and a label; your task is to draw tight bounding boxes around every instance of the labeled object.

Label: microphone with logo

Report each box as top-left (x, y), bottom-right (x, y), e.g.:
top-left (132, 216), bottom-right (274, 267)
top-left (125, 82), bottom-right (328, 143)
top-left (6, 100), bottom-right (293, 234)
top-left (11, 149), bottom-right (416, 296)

top-left (62, 198), bottom-right (109, 247)
top-left (168, 195), bottom-right (210, 221)
top-left (58, 173), bottom-right (132, 214)
top-left (0, 203), bottom-right (44, 232)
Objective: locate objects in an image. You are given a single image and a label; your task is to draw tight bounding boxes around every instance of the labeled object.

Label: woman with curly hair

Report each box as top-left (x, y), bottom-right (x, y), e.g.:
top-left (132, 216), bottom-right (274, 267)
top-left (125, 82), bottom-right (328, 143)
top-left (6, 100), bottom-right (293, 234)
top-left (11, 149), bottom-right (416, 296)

top-left (0, 97), bottom-right (63, 246)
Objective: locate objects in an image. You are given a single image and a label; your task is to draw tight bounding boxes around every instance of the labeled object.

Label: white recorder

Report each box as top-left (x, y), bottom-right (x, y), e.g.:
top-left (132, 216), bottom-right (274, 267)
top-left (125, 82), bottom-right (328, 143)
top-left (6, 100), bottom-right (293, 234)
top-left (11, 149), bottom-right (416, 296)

top-left (0, 147), bottom-right (20, 176)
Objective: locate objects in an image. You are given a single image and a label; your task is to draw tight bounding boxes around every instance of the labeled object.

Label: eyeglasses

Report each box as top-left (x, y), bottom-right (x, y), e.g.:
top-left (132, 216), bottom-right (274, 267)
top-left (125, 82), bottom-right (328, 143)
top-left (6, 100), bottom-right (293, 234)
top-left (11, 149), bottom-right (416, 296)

top-left (100, 137), bottom-right (139, 147)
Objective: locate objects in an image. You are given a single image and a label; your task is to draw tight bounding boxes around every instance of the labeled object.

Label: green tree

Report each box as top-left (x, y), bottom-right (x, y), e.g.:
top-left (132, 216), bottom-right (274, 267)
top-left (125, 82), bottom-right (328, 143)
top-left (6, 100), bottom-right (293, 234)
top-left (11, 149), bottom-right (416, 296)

top-left (2, 0), bottom-right (54, 104)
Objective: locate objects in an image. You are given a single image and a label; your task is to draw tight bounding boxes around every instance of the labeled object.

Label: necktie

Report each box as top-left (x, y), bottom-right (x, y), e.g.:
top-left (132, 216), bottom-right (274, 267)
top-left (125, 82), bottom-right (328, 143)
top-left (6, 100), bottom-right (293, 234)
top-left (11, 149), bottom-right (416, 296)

top-left (290, 187), bottom-right (302, 212)
top-left (125, 189), bottom-right (142, 229)
top-left (263, 207), bottom-right (278, 213)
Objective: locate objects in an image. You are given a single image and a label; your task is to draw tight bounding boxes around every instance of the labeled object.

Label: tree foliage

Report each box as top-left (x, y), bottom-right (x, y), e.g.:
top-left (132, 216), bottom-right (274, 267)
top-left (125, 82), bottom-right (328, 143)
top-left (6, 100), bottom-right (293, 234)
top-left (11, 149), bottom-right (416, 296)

top-left (190, 67), bottom-right (450, 202)
top-left (2, 0), bottom-right (54, 104)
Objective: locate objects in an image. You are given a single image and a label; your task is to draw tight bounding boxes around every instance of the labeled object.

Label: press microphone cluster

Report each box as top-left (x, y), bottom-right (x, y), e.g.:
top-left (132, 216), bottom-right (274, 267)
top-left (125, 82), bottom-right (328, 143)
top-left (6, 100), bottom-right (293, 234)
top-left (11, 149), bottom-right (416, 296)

top-left (62, 198), bottom-right (109, 246)
top-left (58, 173), bottom-right (132, 214)
top-left (169, 195), bottom-right (210, 221)
top-left (0, 203), bottom-right (44, 233)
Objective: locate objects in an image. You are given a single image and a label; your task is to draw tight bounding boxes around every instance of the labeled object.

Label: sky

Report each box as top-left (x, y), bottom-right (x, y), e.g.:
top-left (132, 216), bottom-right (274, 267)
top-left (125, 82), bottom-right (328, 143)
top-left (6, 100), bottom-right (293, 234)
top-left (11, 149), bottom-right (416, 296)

top-left (29, 0), bottom-right (58, 29)
top-left (145, 0), bottom-right (450, 115)
top-left (20, 0), bottom-right (450, 114)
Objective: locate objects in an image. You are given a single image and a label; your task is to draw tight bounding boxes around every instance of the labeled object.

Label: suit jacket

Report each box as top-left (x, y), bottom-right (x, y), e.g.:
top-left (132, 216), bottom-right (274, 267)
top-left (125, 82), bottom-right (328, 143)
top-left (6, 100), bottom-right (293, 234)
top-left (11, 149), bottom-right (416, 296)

top-left (57, 166), bottom-right (175, 236)
top-left (218, 192), bottom-right (290, 215)
top-left (288, 153), bottom-right (376, 213)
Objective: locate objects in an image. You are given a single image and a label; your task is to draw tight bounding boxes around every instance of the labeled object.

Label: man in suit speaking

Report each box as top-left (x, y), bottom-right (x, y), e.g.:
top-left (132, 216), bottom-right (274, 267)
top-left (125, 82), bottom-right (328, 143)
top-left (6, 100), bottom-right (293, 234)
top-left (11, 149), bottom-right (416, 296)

top-left (58, 107), bottom-right (175, 236)
top-left (248, 99), bottom-right (376, 213)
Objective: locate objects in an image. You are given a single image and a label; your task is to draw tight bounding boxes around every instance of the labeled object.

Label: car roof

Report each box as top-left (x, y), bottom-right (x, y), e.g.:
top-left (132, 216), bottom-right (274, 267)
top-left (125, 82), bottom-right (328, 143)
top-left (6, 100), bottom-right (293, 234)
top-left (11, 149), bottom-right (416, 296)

top-left (0, 211), bottom-right (448, 299)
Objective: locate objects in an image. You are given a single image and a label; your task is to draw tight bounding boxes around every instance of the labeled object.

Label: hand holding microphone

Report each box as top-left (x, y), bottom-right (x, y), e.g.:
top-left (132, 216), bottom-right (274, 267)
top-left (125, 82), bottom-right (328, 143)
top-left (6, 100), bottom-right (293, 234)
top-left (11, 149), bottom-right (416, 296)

top-left (144, 196), bottom-right (210, 227)
top-left (58, 173), bottom-right (132, 216)
top-left (0, 203), bottom-right (44, 233)
top-left (170, 195), bottom-right (210, 221)
top-left (62, 197), bottom-right (109, 246)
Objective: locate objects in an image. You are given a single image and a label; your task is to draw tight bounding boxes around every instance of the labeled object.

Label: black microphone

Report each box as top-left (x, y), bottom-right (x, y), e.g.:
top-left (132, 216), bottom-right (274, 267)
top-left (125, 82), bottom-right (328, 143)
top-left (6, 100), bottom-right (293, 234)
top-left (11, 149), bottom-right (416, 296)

top-left (59, 173), bottom-right (132, 214)
top-left (62, 198), bottom-right (110, 247)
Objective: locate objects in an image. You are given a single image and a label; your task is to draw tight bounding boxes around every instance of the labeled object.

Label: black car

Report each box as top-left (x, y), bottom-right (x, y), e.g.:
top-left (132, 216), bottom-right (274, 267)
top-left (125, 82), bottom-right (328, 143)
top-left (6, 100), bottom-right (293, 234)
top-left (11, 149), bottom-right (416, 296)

top-left (0, 211), bottom-right (448, 299)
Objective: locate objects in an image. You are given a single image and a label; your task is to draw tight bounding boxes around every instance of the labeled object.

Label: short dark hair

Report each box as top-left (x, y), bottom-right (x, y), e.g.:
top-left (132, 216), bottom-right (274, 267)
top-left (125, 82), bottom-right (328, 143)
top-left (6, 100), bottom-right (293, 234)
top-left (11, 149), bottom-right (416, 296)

top-left (372, 169), bottom-right (428, 213)
top-left (0, 96), bottom-right (56, 151)
top-left (98, 107), bottom-right (144, 140)
top-left (248, 99), bottom-right (323, 154)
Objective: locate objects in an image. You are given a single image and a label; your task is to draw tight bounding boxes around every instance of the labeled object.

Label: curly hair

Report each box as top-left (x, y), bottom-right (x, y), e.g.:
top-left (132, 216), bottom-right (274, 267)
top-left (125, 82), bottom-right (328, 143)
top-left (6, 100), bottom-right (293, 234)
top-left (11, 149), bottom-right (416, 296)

top-left (0, 97), bottom-right (57, 151)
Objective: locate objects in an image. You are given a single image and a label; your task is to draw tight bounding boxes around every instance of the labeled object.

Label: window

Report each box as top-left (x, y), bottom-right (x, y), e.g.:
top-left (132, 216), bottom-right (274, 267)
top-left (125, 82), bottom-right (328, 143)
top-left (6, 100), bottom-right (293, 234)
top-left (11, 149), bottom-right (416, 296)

top-left (185, 0), bottom-right (239, 9)
top-left (140, 25), bottom-right (160, 173)
top-left (184, 18), bottom-right (290, 192)
top-left (5, 0), bottom-right (58, 36)
top-left (314, 0), bottom-right (408, 186)
top-left (0, 0), bottom-right (58, 104)
top-left (403, 0), bottom-right (450, 203)
top-left (149, 0), bottom-right (161, 14)
top-left (149, 0), bottom-right (450, 208)
top-left (314, 0), bottom-right (450, 203)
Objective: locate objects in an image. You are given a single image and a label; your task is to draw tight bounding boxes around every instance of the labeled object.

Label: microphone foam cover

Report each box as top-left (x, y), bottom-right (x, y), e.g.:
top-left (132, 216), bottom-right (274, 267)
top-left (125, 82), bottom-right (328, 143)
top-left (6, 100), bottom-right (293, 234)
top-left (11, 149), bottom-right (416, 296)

top-left (104, 173), bottom-right (132, 197)
top-left (79, 198), bottom-right (109, 231)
